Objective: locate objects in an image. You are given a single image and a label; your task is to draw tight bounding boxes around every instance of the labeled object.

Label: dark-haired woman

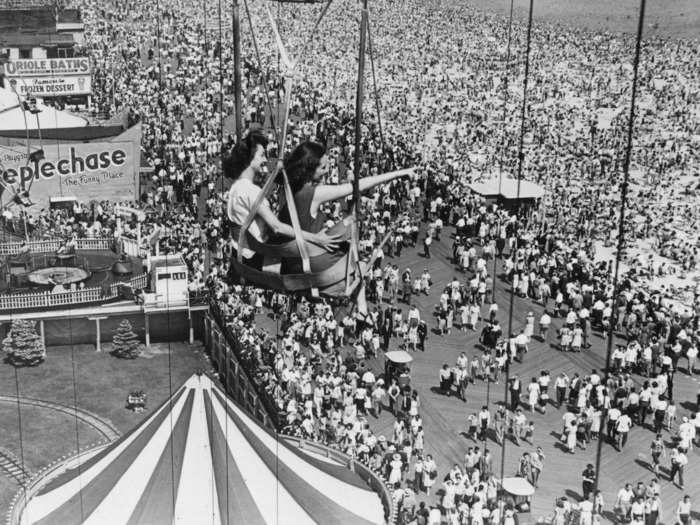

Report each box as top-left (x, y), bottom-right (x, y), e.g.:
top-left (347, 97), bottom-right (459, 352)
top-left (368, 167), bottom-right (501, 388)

top-left (278, 140), bottom-right (412, 273)
top-left (223, 131), bottom-right (340, 270)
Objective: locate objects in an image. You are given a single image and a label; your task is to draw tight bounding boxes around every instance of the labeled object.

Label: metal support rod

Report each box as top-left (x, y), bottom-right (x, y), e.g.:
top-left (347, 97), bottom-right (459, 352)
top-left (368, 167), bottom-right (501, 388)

top-left (366, 20), bottom-right (386, 159)
top-left (501, 0), bottom-right (534, 489)
top-left (352, 0), bottom-right (369, 222)
top-left (232, 0), bottom-right (243, 143)
top-left (594, 0), bottom-right (646, 493)
top-left (492, 0), bottom-right (515, 301)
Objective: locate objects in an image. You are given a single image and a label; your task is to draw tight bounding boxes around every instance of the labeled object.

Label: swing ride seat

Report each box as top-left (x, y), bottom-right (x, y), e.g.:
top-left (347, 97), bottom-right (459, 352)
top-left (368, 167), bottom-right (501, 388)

top-left (230, 214), bottom-right (395, 298)
top-left (229, 250), bottom-right (361, 298)
top-left (230, 215), bottom-right (354, 261)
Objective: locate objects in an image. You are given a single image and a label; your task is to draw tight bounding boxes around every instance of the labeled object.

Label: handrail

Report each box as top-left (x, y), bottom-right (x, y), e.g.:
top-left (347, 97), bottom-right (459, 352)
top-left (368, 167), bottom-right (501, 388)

top-left (282, 434), bottom-right (397, 525)
top-left (205, 307), bottom-right (281, 428)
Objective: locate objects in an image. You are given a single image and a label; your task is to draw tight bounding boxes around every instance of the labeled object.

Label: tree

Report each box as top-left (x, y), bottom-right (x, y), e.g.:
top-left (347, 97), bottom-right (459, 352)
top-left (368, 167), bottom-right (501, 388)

top-left (3, 319), bottom-right (46, 367)
top-left (111, 319), bottom-right (141, 359)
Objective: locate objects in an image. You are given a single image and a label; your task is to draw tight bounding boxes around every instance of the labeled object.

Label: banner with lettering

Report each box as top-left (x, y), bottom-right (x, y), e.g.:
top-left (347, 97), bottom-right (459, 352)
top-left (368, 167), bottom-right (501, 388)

top-left (1, 57), bottom-right (92, 97)
top-left (0, 140), bottom-right (139, 209)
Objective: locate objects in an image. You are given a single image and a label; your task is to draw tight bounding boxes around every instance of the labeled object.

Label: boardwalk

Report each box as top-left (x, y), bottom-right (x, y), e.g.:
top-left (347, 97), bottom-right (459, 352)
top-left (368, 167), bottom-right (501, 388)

top-left (350, 227), bottom-right (699, 523)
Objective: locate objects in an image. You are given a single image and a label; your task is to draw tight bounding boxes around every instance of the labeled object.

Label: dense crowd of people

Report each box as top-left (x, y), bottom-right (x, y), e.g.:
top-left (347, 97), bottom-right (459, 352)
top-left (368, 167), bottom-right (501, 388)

top-left (3, 0), bottom-right (699, 522)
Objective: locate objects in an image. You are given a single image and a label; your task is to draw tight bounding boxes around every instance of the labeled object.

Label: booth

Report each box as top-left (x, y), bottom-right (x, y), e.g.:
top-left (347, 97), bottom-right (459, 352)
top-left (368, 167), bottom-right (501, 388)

top-left (384, 350), bottom-right (413, 387)
top-left (501, 477), bottom-right (535, 512)
top-left (468, 178), bottom-right (545, 212)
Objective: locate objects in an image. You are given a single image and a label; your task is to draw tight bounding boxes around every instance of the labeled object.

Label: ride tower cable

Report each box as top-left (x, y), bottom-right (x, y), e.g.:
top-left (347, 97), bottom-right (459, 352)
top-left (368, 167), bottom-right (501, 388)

top-left (352, 0), bottom-right (369, 225)
top-left (593, 0), bottom-right (647, 493)
top-left (499, 0), bottom-right (535, 493)
top-left (491, 0), bottom-right (515, 303)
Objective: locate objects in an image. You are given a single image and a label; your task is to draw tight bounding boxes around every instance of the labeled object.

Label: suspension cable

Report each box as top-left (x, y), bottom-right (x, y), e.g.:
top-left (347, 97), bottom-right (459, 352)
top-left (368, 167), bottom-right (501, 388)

top-left (365, 16), bottom-right (388, 166)
top-left (491, 0), bottom-right (515, 326)
top-left (241, 0), bottom-right (281, 147)
top-left (500, 0), bottom-right (535, 491)
top-left (594, 0), bottom-right (647, 493)
top-left (216, 0), bottom-right (230, 521)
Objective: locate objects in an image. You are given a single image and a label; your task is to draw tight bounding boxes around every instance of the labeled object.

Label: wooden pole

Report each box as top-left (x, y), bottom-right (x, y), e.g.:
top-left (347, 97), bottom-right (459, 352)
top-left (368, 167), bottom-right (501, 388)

top-left (594, 0), bottom-right (646, 493)
top-left (352, 0), bottom-right (368, 223)
top-left (232, 0), bottom-right (242, 143)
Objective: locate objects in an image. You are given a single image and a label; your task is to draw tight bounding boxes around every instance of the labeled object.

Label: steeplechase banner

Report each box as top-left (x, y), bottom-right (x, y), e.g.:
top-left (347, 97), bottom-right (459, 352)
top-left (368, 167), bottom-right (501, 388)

top-left (0, 140), bottom-right (139, 209)
top-left (1, 57), bottom-right (92, 96)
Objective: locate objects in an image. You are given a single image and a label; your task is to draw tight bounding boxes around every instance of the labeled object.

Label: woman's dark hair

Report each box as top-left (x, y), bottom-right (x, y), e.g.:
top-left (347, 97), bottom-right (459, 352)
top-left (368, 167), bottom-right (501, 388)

top-left (222, 130), bottom-right (268, 180)
top-left (284, 141), bottom-right (326, 193)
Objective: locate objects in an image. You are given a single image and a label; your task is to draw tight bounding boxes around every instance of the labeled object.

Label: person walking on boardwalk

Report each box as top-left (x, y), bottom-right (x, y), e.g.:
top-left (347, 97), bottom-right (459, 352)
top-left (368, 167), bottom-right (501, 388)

top-left (649, 434), bottom-right (666, 476)
top-left (676, 495), bottom-right (692, 525)
top-left (668, 446), bottom-right (688, 489)
top-left (582, 463), bottom-right (595, 501)
top-left (509, 375), bottom-right (522, 411)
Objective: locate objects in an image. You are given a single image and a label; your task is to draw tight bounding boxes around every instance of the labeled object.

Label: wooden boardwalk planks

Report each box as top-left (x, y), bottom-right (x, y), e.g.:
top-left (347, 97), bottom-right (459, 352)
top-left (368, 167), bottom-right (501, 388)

top-left (360, 229), bottom-right (700, 523)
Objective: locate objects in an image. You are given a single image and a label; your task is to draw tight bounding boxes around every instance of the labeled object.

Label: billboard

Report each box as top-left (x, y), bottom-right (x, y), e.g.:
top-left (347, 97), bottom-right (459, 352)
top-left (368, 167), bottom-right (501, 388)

top-left (8, 75), bottom-right (92, 97)
top-left (0, 140), bottom-right (139, 209)
top-left (1, 57), bottom-right (92, 97)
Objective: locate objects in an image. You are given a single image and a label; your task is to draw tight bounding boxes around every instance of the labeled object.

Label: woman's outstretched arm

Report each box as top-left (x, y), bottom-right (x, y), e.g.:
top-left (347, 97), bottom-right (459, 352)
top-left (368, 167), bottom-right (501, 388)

top-left (312, 167), bottom-right (415, 210)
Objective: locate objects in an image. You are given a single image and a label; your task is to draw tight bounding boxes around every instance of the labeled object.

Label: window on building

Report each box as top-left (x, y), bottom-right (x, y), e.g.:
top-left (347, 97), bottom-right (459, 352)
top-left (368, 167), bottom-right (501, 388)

top-left (19, 49), bottom-right (31, 59)
top-left (57, 47), bottom-right (74, 58)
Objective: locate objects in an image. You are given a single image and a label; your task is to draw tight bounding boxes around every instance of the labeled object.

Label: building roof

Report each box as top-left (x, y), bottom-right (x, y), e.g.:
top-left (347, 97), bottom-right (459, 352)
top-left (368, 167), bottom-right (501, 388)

top-left (0, 87), bottom-right (88, 131)
top-left (0, 31), bottom-right (74, 48)
top-left (469, 178), bottom-right (546, 200)
top-left (19, 374), bottom-right (385, 525)
top-left (151, 255), bottom-right (186, 270)
top-left (0, 7), bottom-right (80, 47)
top-left (0, 8), bottom-right (55, 32)
top-left (56, 8), bottom-right (80, 23)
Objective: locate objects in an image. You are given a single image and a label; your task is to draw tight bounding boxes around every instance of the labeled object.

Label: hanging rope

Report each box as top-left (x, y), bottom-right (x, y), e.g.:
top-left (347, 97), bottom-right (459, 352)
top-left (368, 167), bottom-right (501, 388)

top-left (491, 0), bottom-right (516, 303)
top-left (215, 1), bottom-right (230, 522)
top-left (500, 0), bottom-right (535, 487)
top-left (12, 361), bottom-right (27, 498)
top-left (67, 293), bottom-right (86, 521)
top-left (365, 16), bottom-right (388, 166)
top-left (241, 0), bottom-right (281, 147)
top-left (594, 0), bottom-right (647, 492)
top-left (151, 0), bottom-right (178, 513)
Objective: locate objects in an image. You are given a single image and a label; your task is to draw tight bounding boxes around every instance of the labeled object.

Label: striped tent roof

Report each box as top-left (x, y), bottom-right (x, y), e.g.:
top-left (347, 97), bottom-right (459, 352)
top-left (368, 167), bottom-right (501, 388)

top-left (20, 374), bottom-right (385, 525)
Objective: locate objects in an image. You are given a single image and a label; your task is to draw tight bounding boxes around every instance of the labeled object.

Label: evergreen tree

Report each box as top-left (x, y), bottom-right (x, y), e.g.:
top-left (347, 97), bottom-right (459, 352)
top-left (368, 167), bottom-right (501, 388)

top-left (3, 319), bottom-right (46, 367)
top-left (111, 319), bottom-right (141, 359)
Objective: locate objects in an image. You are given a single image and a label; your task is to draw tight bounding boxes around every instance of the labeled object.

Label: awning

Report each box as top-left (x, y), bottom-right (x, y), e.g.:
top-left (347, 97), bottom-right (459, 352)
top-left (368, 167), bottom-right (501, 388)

top-left (19, 374), bottom-right (385, 525)
top-left (469, 178), bottom-right (545, 200)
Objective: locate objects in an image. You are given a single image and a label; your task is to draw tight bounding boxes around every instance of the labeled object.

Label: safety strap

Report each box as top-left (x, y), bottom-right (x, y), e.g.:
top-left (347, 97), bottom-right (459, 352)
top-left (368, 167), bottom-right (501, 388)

top-left (237, 0), bottom-right (335, 285)
top-left (281, 168), bottom-right (311, 274)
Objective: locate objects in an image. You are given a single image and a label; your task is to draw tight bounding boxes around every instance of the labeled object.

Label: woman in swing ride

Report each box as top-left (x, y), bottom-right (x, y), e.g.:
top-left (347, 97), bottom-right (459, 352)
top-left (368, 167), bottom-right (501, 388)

top-left (224, 130), bottom-right (413, 296)
top-left (220, 0), bottom-right (415, 298)
top-left (278, 140), bottom-right (413, 274)
top-left (223, 129), bottom-right (341, 272)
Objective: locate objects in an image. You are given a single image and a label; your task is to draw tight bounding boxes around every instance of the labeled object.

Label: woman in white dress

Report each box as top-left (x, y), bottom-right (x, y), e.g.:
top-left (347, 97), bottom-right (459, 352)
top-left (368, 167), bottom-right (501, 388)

top-left (422, 454), bottom-right (437, 495)
top-left (460, 304), bottom-right (470, 331)
top-left (527, 378), bottom-right (540, 413)
top-left (566, 421), bottom-right (577, 453)
top-left (571, 324), bottom-right (583, 352)
top-left (524, 311), bottom-right (535, 341)
top-left (469, 303), bottom-right (480, 331)
top-left (388, 453), bottom-right (403, 485)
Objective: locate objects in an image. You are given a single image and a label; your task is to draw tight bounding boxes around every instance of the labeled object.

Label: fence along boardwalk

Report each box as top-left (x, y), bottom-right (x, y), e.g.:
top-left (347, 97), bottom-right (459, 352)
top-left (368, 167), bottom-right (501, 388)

top-left (354, 226), bottom-right (700, 524)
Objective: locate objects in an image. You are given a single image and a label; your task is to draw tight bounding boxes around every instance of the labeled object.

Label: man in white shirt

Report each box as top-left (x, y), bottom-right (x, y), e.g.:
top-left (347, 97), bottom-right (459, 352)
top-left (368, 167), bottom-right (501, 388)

top-left (616, 412), bottom-right (632, 450)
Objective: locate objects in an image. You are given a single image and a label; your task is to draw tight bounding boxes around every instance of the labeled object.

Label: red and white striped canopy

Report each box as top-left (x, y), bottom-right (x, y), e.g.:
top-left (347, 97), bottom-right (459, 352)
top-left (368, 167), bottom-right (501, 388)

top-left (21, 374), bottom-right (385, 525)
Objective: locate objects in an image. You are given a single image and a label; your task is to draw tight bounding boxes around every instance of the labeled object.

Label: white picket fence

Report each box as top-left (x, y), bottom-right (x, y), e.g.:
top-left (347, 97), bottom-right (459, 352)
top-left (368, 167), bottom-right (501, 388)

top-left (0, 273), bottom-right (148, 311)
top-left (0, 237), bottom-right (114, 256)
